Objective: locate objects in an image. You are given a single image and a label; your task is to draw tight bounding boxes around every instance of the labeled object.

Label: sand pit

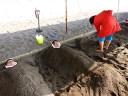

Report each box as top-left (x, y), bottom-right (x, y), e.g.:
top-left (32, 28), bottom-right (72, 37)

top-left (0, 24), bottom-right (128, 96)
top-left (0, 59), bottom-right (54, 96)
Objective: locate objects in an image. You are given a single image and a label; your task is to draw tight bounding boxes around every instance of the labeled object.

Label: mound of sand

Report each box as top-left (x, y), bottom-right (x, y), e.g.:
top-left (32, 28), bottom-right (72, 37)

top-left (0, 61), bottom-right (53, 96)
top-left (38, 45), bottom-right (128, 96)
top-left (38, 25), bottom-right (128, 96)
top-left (38, 45), bottom-right (94, 91)
top-left (0, 25), bottom-right (128, 96)
top-left (59, 64), bottom-right (128, 96)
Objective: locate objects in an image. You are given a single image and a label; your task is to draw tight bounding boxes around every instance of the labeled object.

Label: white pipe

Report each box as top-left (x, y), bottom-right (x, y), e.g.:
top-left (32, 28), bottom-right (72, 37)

top-left (117, 0), bottom-right (120, 20)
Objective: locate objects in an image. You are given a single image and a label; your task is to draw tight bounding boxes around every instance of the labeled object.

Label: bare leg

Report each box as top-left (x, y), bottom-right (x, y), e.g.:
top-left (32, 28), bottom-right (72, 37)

top-left (96, 41), bottom-right (104, 52)
top-left (104, 40), bottom-right (111, 49)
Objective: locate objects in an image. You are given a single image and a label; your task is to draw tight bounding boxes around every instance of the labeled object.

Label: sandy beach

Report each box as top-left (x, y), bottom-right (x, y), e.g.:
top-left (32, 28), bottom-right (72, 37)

top-left (0, 11), bottom-right (128, 62)
top-left (0, 24), bottom-right (128, 96)
top-left (0, 11), bottom-right (128, 96)
top-left (0, 12), bottom-right (95, 62)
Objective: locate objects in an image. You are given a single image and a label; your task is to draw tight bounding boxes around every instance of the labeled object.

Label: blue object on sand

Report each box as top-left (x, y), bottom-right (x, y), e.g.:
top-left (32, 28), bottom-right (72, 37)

top-left (50, 33), bottom-right (58, 37)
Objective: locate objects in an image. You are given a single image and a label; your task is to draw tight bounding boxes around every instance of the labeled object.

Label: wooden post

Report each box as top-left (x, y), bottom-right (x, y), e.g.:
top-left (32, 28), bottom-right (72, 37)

top-left (65, 0), bottom-right (67, 33)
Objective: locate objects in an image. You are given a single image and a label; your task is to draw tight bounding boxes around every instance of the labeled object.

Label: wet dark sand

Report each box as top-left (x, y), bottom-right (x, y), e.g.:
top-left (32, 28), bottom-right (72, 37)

top-left (0, 24), bottom-right (128, 96)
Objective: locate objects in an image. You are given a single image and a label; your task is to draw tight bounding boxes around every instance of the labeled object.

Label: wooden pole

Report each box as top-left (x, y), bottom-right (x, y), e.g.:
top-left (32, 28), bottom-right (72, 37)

top-left (65, 0), bottom-right (67, 33)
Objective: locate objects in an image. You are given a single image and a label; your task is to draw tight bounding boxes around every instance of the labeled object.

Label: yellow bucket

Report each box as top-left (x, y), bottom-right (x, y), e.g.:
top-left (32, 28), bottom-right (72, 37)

top-left (36, 35), bottom-right (44, 44)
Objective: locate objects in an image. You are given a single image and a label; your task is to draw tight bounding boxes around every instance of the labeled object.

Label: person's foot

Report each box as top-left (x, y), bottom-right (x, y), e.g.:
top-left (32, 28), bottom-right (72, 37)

top-left (96, 50), bottom-right (103, 53)
top-left (104, 46), bottom-right (108, 49)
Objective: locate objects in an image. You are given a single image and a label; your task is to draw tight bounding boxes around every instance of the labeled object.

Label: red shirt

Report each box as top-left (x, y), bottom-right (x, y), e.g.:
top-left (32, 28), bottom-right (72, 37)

top-left (94, 10), bottom-right (121, 38)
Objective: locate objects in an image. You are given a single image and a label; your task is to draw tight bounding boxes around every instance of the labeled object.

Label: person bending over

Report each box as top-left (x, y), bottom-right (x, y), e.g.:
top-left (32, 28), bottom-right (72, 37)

top-left (89, 10), bottom-right (121, 52)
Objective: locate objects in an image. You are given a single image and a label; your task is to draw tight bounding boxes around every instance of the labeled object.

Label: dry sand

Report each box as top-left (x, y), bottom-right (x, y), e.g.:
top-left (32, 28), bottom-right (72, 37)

top-left (0, 12), bottom-right (128, 62)
top-left (0, 12), bottom-right (97, 62)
